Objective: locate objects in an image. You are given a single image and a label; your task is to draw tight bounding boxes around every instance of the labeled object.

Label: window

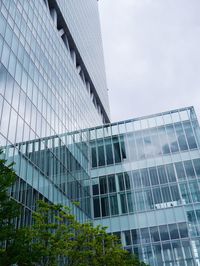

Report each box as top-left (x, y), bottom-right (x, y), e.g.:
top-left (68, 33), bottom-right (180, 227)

top-left (110, 195), bottom-right (118, 215)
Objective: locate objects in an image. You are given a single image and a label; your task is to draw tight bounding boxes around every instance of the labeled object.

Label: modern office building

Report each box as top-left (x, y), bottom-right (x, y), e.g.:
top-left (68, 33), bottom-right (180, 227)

top-left (0, 0), bottom-right (109, 222)
top-left (1, 1), bottom-right (200, 266)
top-left (88, 106), bottom-right (200, 266)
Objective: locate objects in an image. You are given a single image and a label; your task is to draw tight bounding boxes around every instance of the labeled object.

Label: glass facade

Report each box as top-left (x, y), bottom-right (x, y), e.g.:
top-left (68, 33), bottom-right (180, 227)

top-left (1, 1), bottom-right (200, 266)
top-left (89, 107), bottom-right (200, 266)
top-left (0, 0), bottom-right (109, 224)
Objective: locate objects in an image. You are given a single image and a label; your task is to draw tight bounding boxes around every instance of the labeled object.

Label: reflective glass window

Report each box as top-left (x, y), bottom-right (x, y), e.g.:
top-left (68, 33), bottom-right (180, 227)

top-left (178, 223), bottom-right (188, 238)
top-left (110, 195), bottom-right (118, 215)
top-left (175, 162), bottom-right (186, 180)
top-left (149, 167), bottom-right (159, 186)
top-left (169, 223), bottom-right (179, 239)
top-left (120, 193), bottom-right (127, 213)
top-left (150, 226), bottom-right (160, 242)
top-left (159, 225), bottom-right (170, 241)
top-left (193, 159), bottom-right (200, 176)
top-left (100, 176), bottom-right (107, 194)
top-left (101, 196), bottom-right (109, 217)
top-left (184, 161), bottom-right (195, 178)
top-left (118, 173), bottom-right (125, 191)
top-left (108, 175), bottom-right (116, 193)
top-left (93, 197), bottom-right (100, 218)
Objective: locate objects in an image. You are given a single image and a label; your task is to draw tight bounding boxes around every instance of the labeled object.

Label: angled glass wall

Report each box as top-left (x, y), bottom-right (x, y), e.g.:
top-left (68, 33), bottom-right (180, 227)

top-left (89, 107), bottom-right (200, 266)
top-left (0, 0), bottom-right (109, 224)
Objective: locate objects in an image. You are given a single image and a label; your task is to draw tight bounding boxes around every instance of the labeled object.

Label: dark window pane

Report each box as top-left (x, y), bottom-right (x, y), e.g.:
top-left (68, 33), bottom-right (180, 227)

top-left (110, 195), bottom-right (119, 215)
top-left (92, 184), bottom-right (99, 195)
top-left (108, 175), bottom-right (116, 192)
top-left (159, 225), bottom-right (170, 241)
top-left (91, 147), bottom-right (97, 168)
top-left (124, 230), bottom-right (131, 245)
top-left (127, 192), bottom-right (134, 212)
top-left (120, 193), bottom-right (127, 213)
top-left (169, 224), bottom-right (179, 239)
top-left (132, 229), bottom-right (140, 244)
top-left (170, 185), bottom-right (180, 201)
top-left (113, 140), bottom-right (121, 163)
top-left (93, 197), bottom-right (100, 218)
top-left (178, 223), bottom-right (188, 238)
top-left (118, 174), bottom-right (125, 191)
top-left (124, 172), bottom-right (131, 190)
top-left (101, 197), bottom-right (110, 217)
top-left (98, 145), bottom-right (105, 166)
top-left (150, 227), bottom-right (160, 242)
top-left (120, 136), bottom-right (126, 159)
top-left (100, 176), bottom-right (107, 194)
top-left (140, 228), bottom-right (150, 243)
top-left (105, 143), bottom-right (113, 165)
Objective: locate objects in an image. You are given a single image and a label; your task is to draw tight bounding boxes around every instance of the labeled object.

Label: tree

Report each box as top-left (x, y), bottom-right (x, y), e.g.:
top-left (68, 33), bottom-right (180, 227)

top-left (0, 153), bottom-right (21, 265)
top-left (23, 201), bottom-right (148, 266)
top-left (0, 155), bottom-right (148, 266)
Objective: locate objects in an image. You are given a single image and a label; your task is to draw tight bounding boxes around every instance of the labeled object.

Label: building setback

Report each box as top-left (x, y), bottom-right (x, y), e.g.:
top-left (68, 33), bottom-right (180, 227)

top-left (1, 1), bottom-right (200, 266)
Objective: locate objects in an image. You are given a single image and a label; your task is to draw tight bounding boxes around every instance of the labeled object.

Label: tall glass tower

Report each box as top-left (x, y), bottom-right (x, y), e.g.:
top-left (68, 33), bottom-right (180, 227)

top-left (1, 1), bottom-right (200, 266)
top-left (0, 0), bottom-right (109, 223)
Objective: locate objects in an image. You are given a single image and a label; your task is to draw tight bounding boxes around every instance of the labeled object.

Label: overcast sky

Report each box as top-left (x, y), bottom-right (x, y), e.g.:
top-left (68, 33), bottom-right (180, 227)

top-left (99, 0), bottom-right (200, 122)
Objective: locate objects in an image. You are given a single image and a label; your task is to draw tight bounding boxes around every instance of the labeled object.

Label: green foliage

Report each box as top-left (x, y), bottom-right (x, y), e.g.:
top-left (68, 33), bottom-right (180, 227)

top-left (0, 154), bottom-right (21, 265)
top-left (0, 155), bottom-right (148, 266)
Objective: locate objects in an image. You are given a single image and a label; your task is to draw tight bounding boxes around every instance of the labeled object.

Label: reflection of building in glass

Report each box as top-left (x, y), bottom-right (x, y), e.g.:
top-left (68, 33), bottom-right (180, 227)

top-left (89, 107), bottom-right (200, 266)
top-left (0, 0), bottom-right (109, 224)
top-left (1, 1), bottom-right (200, 266)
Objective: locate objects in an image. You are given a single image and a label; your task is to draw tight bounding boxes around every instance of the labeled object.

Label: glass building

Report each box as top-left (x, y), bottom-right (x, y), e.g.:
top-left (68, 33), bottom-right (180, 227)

top-left (0, 0), bottom-right (109, 224)
top-left (1, 1), bottom-right (200, 266)
top-left (89, 106), bottom-right (200, 266)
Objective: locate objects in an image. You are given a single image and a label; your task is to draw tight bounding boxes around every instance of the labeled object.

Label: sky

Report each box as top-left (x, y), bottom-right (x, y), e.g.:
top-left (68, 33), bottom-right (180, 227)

top-left (99, 0), bottom-right (200, 122)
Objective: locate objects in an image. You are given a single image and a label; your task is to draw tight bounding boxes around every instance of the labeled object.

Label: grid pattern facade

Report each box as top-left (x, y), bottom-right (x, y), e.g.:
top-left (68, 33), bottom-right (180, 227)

top-left (0, 0), bottom-right (109, 224)
top-left (89, 107), bottom-right (200, 266)
top-left (56, 0), bottom-right (110, 117)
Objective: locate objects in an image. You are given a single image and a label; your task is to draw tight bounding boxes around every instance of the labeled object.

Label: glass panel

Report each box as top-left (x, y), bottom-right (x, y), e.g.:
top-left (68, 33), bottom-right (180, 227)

top-left (101, 196), bottom-right (110, 217)
top-left (141, 168), bottom-right (150, 187)
top-left (110, 195), bottom-right (119, 215)
top-left (184, 161), bottom-right (195, 179)
top-left (166, 164), bottom-right (176, 182)
top-left (108, 175), bottom-right (116, 193)
top-left (93, 197), bottom-right (100, 218)
top-left (178, 223), bottom-right (188, 238)
top-left (118, 173), bottom-right (125, 191)
top-left (150, 227), bottom-right (160, 242)
top-left (158, 166), bottom-right (168, 184)
top-left (120, 193), bottom-right (127, 214)
top-left (149, 167), bottom-right (159, 186)
top-left (169, 224), bottom-right (179, 239)
top-left (159, 225), bottom-right (170, 241)
top-left (100, 176), bottom-right (107, 194)
top-left (175, 162), bottom-right (186, 180)
top-left (193, 159), bottom-right (200, 176)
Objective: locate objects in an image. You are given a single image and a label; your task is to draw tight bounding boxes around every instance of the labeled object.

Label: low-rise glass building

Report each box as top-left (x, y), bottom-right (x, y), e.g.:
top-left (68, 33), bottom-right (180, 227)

top-left (89, 106), bottom-right (200, 266)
